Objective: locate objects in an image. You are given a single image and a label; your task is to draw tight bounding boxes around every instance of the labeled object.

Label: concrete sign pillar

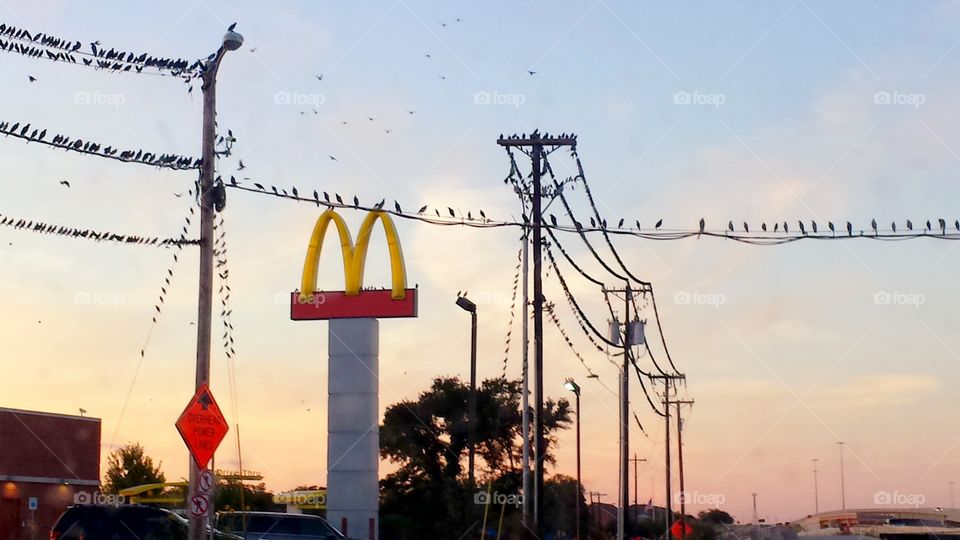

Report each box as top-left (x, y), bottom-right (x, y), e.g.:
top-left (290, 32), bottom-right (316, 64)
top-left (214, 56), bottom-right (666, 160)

top-left (327, 318), bottom-right (379, 540)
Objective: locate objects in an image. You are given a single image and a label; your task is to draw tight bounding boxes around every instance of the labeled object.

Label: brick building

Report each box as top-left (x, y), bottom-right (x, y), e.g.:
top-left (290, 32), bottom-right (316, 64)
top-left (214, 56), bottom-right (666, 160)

top-left (0, 408), bottom-right (101, 540)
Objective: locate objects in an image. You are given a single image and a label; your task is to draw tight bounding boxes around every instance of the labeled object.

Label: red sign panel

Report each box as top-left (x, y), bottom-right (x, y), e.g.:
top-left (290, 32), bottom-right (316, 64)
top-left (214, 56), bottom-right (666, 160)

top-left (670, 520), bottom-right (693, 539)
top-left (290, 289), bottom-right (418, 320)
top-left (175, 383), bottom-right (229, 468)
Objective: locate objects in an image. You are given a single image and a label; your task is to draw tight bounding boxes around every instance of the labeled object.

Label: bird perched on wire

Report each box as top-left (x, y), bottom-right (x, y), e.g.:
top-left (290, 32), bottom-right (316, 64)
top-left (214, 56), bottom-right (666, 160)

top-left (654, 219), bottom-right (663, 229)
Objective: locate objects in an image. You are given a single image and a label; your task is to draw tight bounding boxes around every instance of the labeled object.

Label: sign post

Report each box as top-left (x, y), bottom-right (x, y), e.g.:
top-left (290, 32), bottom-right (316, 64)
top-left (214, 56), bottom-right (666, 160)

top-left (176, 384), bottom-right (229, 523)
top-left (291, 209), bottom-right (418, 540)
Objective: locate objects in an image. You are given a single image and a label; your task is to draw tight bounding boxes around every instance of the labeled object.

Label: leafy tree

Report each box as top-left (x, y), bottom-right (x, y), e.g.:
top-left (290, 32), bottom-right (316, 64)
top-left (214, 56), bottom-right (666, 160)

top-left (543, 474), bottom-right (589, 539)
top-left (379, 376), bottom-right (572, 539)
top-left (698, 509), bottom-right (734, 525)
top-left (102, 443), bottom-right (165, 494)
top-left (215, 480), bottom-right (275, 512)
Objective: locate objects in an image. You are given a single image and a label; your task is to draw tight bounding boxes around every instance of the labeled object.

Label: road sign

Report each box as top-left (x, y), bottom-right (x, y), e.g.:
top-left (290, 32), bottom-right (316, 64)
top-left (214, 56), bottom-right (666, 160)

top-left (670, 520), bottom-right (693, 539)
top-left (198, 470), bottom-right (214, 493)
top-left (27, 497), bottom-right (37, 510)
top-left (189, 495), bottom-right (209, 517)
top-left (175, 383), bottom-right (229, 468)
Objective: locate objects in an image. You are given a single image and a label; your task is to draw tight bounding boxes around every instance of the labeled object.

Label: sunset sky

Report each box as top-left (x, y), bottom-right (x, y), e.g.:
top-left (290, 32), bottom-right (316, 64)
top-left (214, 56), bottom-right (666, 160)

top-left (3, 0), bottom-right (960, 524)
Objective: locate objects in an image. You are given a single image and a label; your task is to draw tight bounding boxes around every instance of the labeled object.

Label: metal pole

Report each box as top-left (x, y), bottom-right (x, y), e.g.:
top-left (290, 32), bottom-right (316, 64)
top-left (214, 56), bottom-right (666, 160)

top-left (752, 493), bottom-right (758, 524)
top-left (619, 286), bottom-right (631, 540)
top-left (575, 390), bottom-right (582, 540)
top-left (838, 442), bottom-right (846, 510)
top-left (676, 402), bottom-right (686, 540)
top-left (812, 459), bottom-right (819, 514)
top-left (188, 46), bottom-right (223, 540)
top-left (469, 310), bottom-right (477, 487)
top-left (532, 141), bottom-right (545, 538)
top-left (521, 228), bottom-right (530, 525)
top-left (664, 380), bottom-right (672, 536)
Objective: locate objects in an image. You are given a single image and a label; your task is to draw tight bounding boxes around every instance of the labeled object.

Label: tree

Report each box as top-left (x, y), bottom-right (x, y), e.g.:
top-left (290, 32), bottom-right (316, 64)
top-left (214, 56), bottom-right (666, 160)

top-left (215, 480), bottom-right (275, 512)
top-left (543, 474), bottom-right (589, 539)
top-left (379, 376), bottom-right (572, 539)
top-left (102, 443), bottom-right (165, 494)
top-left (698, 509), bottom-right (734, 525)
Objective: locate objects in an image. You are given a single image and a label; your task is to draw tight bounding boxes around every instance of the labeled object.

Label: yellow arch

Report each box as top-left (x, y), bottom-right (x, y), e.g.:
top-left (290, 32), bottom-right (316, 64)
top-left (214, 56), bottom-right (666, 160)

top-left (299, 209), bottom-right (408, 301)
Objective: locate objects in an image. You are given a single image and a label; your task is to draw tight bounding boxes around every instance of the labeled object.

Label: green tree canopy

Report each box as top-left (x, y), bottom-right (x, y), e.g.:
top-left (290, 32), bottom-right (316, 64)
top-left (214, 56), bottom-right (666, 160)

top-left (102, 443), bottom-right (166, 494)
top-left (379, 376), bottom-right (572, 539)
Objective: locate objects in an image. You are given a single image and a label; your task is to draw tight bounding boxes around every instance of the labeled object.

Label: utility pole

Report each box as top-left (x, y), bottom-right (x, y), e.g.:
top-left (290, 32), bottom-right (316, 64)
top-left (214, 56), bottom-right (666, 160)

top-left (189, 29), bottom-right (242, 540)
top-left (812, 459), bottom-right (819, 514)
top-left (752, 493), bottom-right (758, 524)
top-left (837, 442), bottom-right (846, 510)
top-left (521, 228), bottom-right (530, 524)
top-left (670, 399), bottom-right (694, 540)
top-left (951, 481), bottom-right (955, 509)
top-left (621, 286), bottom-right (631, 540)
top-left (648, 373), bottom-right (683, 536)
top-left (629, 455), bottom-right (647, 522)
top-left (498, 131), bottom-right (576, 538)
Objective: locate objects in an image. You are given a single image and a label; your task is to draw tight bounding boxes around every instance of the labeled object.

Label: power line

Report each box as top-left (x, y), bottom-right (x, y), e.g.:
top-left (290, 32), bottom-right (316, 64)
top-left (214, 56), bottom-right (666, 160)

top-left (0, 211), bottom-right (198, 246)
top-left (0, 119), bottom-right (202, 170)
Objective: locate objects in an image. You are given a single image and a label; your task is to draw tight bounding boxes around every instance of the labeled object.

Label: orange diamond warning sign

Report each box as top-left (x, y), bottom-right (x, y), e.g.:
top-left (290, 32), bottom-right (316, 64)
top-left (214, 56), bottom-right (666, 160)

top-left (175, 383), bottom-right (228, 468)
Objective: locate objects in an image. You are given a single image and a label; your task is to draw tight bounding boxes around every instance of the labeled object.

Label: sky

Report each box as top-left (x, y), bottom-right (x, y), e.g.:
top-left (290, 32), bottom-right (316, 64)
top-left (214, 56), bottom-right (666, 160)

top-left (2, 0), bottom-right (960, 524)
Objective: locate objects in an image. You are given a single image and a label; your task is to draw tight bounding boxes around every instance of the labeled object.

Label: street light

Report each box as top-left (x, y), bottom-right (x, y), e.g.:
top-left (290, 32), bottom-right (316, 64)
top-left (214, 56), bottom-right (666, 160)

top-left (456, 295), bottom-right (478, 487)
top-left (189, 28), bottom-right (243, 540)
top-left (564, 378), bottom-right (582, 540)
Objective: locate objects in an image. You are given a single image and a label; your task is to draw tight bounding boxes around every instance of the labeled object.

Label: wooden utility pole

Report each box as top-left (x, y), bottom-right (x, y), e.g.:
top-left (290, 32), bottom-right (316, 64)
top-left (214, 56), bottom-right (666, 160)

top-left (669, 399), bottom-right (694, 540)
top-left (498, 132), bottom-right (576, 538)
top-left (629, 455), bottom-right (647, 522)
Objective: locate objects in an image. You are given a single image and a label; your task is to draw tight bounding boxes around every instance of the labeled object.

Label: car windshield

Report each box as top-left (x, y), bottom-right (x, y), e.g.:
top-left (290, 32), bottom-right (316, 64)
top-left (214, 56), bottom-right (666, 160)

top-left (218, 515), bottom-right (339, 537)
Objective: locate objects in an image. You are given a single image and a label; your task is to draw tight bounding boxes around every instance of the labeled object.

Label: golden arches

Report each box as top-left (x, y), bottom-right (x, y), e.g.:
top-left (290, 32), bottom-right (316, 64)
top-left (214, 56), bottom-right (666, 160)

top-left (299, 209), bottom-right (408, 301)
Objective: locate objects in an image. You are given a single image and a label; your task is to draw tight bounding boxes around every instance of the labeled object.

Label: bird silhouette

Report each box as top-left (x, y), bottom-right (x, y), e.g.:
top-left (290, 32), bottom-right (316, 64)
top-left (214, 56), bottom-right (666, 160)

top-left (699, 218), bottom-right (705, 233)
top-left (798, 221), bottom-right (806, 235)
top-left (891, 221), bottom-right (897, 233)
top-left (939, 218), bottom-right (946, 235)
top-left (811, 221), bottom-right (818, 234)
top-left (774, 223), bottom-right (779, 233)
top-left (906, 219), bottom-right (913, 231)
top-left (956, 220), bottom-right (960, 232)
top-left (28, 75), bottom-right (36, 82)
top-left (743, 222), bottom-right (749, 233)
top-left (550, 214), bottom-right (558, 227)
top-left (762, 222), bottom-right (767, 232)
top-left (926, 220), bottom-right (932, 232)
top-left (618, 218), bottom-right (625, 228)
top-left (394, 201), bottom-right (402, 213)
top-left (654, 219), bottom-right (663, 229)
top-left (335, 194), bottom-right (343, 204)
top-left (784, 222), bottom-right (789, 234)
top-left (59, 180), bottom-right (70, 188)
top-left (871, 219), bottom-right (878, 235)
top-left (846, 222), bottom-right (853, 236)
top-left (329, 155), bottom-right (337, 161)
top-left (353, 196), bottom-right (360, 207)
top-left (418, 205), bottom-right (427, 214)
top-left (527, 70), bottom-right (536, 76)
top-left (238, 159), bottom-right (245, 170)
top-left (727, 221), bottom-right (734, 232)
top-left (228, 22), bottom-right (237, 31)
top-left (448, 207), bottom-right (456, 218)
top-left (316, 74), bottom-right (323, 81)
top-left (828, 221), bottom-right (835, 235)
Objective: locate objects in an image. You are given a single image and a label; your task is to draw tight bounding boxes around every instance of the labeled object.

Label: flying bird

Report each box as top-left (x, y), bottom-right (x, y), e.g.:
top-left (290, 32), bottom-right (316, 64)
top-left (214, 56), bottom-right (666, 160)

top-left (238, 159), bottom-right (245, 170)
top-left (59, 180), bottom-right (70, 188)
top-left (329, 155), bottom-right (337, 161)
top-left (316, 74), bottom-right (323, 81)
top-left (527, 71), bottom-right (536, 76)
top-left (28, 75), bottom-right (36, 82)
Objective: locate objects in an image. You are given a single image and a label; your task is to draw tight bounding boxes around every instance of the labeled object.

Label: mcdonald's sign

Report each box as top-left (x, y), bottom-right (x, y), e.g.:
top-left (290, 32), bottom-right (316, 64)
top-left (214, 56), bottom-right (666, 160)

top-left (290, 209), bottom-right (418, 320)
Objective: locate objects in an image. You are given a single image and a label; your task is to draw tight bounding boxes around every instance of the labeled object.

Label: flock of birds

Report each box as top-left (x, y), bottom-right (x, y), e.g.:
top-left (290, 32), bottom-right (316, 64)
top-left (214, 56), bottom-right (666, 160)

top-left (0, 212), bottom-right (196, 246)
top-left (0, 119), bottom-right (201, 170)
top-left (0, 22), bottom-right (202, 78)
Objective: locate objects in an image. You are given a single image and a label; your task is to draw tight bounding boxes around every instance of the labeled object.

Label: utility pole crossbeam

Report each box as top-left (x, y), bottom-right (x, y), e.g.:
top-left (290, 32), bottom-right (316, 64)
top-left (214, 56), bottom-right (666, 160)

top-left (497, 131), bottom-right (577, 539)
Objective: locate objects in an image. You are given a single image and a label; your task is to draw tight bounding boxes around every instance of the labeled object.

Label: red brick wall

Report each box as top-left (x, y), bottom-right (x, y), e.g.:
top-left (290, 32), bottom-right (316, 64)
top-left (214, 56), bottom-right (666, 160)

top-left (0, 409), bottom-right (101, 540)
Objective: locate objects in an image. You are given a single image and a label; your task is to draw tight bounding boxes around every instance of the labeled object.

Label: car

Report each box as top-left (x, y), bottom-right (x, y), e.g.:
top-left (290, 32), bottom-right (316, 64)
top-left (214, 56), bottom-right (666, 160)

top-left (51, 504), bottom-right (242, 540)
top-left (214, 512), bottom-right (352, 540)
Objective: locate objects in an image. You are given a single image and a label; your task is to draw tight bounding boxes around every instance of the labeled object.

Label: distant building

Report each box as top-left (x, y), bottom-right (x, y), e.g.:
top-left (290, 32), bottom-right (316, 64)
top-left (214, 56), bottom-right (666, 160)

top-left (0, 407), bottom-right (101, 540)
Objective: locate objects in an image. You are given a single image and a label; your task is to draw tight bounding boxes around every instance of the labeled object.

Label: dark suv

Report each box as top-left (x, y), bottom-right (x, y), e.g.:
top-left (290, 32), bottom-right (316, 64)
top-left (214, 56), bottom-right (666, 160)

top-left (214, 512), bottom-right (349, 540)
top-left (51, 504), bottom-right (241, 540)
